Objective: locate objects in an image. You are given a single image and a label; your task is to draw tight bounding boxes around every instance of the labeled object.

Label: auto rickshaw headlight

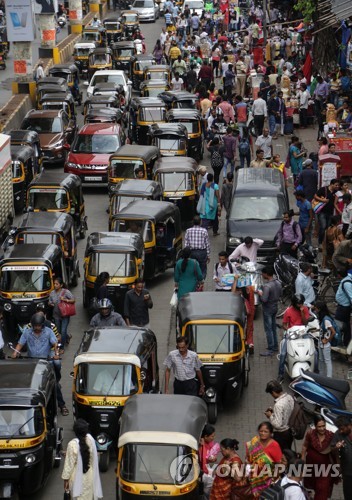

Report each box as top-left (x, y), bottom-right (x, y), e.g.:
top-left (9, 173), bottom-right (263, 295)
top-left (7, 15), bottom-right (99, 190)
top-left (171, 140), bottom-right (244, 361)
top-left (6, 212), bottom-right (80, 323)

top-left (97, 433), bottom-right (107, 445)
top-left (205, 388), bottom-right (215, 398)
top-left (25, 453), bottom-right (36, 464)
top-left (4, 303), bottom-right (12, 312)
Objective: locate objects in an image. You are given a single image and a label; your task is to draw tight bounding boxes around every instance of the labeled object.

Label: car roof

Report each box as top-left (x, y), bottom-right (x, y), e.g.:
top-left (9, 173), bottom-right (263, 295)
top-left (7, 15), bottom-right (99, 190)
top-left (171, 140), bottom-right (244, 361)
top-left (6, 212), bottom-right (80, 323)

top-left (78, 123), bottom-right (121, 134)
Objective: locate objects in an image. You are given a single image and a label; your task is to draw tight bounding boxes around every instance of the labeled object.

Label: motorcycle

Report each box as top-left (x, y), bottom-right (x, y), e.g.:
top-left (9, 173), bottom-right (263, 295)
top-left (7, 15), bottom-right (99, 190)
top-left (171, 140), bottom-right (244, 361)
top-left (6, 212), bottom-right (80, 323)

top-left (231, 257), bottom-right (264, 307)
top-left (133, 38), bottom-right (145, 55)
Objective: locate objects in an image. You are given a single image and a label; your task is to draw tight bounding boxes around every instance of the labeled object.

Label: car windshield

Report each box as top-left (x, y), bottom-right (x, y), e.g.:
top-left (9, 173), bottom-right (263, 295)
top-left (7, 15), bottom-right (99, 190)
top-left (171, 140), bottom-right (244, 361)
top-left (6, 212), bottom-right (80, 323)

top-left (230, 195), bottom-right (286, 221)
top-left (21, 117), bottom-right (63, 134)
top-left (155, 137), bottom-right (185, 152)
top-left (0, 266), bottom-right (51, 292)
top-left (28, 188), bottom-right (68, 210)
top-left (110, 159), bottom-right (144, 179)
top-left (187, 324), bottom-right (242, 354)
top-left (121, 444), bottom-right (195, 484)
top-left (88, 252), bottom-right (136, 277)
top-left (77, 363), bottom-right (138, 396)
top-left (139, 107), bottom-right (165, 122)
top-left (0, 407), bottom-right (44, 438)
top-left (17, 233), bottom-right (61, 246)
top-left (12, 161), bottom-right (22, 179)
top-left (112, 219), bottom-right (152, 243)
top-left (133, 0), bottom-right (154, 6)
top-left (159, 172), bottom-right (192, 191)
top-left (72, 134), bottom-right (120, 154)
top-left (92, 74), bottom-right (125, 86)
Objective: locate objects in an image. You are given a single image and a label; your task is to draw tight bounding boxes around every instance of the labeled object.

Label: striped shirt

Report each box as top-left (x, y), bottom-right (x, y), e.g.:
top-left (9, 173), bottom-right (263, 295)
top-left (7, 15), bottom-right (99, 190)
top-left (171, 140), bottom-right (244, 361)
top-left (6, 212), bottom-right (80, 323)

top-left (184, 226), bottom-right (210, 256)
top-left (164, 349), bottom-right (202, 381)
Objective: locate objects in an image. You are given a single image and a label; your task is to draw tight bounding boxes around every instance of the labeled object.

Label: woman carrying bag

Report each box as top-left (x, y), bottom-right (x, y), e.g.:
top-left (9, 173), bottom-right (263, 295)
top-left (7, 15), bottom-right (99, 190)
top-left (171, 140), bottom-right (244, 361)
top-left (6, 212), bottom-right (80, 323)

top-left (49, 277), bottom-right (75, 347)
top-left (174, 247), bottom-right (203, 299)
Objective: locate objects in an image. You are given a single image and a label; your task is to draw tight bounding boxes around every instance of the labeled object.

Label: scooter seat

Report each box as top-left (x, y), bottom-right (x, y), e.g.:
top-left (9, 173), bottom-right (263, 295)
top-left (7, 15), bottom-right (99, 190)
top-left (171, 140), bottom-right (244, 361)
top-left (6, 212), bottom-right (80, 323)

top-left (302, 370), bottom-right (350, 396)
top-left (318, 268), bottom-right (331, 275)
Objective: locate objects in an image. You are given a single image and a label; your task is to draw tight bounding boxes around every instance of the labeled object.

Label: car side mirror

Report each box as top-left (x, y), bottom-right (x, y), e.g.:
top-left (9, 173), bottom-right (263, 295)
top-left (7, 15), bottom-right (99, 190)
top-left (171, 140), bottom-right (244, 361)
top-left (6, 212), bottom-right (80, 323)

top-left (63, 143), bottom-right (70, 150)
top-left (127, 80), bottom-right (132, 85)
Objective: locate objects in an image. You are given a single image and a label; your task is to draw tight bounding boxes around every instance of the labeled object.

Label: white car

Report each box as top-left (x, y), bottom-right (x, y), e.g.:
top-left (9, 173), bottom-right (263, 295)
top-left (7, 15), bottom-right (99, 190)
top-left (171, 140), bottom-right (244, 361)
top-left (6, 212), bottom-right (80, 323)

top-left (130, 0), bottom-right (160, 22)
top-left (86, 70), bottom-right (132, 104)
top-left (182, 0), bottom-right (204, 16)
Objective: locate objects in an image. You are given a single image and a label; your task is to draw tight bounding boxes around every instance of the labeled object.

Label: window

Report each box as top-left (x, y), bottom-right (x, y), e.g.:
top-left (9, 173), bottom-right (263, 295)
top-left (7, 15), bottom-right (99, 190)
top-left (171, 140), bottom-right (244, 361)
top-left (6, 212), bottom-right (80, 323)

top-left (21, 117), bottom-right (63, 134)
top-left (0, 267), bottom-right (51, 292)
top-left (114, 220), bottom-right (153, 243)
top-left (155, 137), bottom-right (186, 152)
top-left (139, 107), bottom-right (165, 122)
top-left (18, 233), bottom-right (59, 246)
top-left (159, 172), bottom-right (192, 192)
top-left (28, 188), bottom-right (68, 210)
top-left (187, 324), bottom-right (242, 354)
top-left (110, 159), bottom-right (144, 179)
top-left (77, 363), bottom-right (138, 396)
top-left (230, 195), bottom-right (286, 221)
top-left (113, 195), bottom-right (144, 212)
top-left (177, 121), bottom-right (199, 134)
top-left (88, 252), bottom-right (136, 277)
top-left (72, 134), bottom-right (120, 154)
top-left (93, 74), bottom-right (125, 86)
top-left (0, 407), bottom-right (44, 438)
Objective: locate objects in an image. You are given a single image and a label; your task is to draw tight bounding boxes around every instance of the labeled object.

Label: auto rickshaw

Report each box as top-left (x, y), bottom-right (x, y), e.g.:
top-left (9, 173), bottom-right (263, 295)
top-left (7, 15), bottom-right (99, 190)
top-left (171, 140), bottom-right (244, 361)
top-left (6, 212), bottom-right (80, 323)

top-left (0, 360), bottom-right (63, 498)
top-left (6, 212), bottom-right (80, 287)
top-left (0, 244), bottom-right (68, 333)
top-left (153, 157), bottom-right (198, 225)
top-left (140, 79), bottom-right (170, 97)
top-left (178, 292), bottom-right (250, 423)
top-left (11, 145), bottom-right (37, 213)
top-left (130, 54), bottom-right (155, 90)
top-left (73, 327), bottom-right (159, 472)
top-left (39, 92), bottom-right (76, 122)
top-left (103, 17), bottom-right (123, 43)
top-left (82, 26), bottom-right (106, 46)
top-left (129, 97), bottom-right (166, 145)
top-left (112, 41), bottom-right (136, 76)
top-left (49, 63), bottom-right (82, 105)
top-left (36, 81), bottom-right (69, 107)
top-left (0, 26), bottom-right (9, 59)
top-left (83, 232), bottom-right (144, 313)
top-left (73, 42), bottom-right (96, 77)
top-left (108, 144), bottom-right (160, 191)
top-left (158, 90), bottom-right (199, 110)
top-left (84, 107), bottom-right (124, 125)
top-left (148, 123), bottom-right (188, 157)
top-left (9, 130), bottom-right (41, 173)
top-left (110, 200), bottom-right (182, 280)
top-left (82, 94), bottom-right (119, 116)
top-left (166, 109), bottom-right (203, 160)
top-left (108, 180), bottom-right (163, 228)
top-left (88, 47), bottom-right (113, 79)
top-left (120, 10), bottom-right (140, 37)
top-left (26, 171), bottom-right (88, 239)
top-left (117, 394), bottom-right (207, 499)
top-left (143, 63), bottom-right (171, 83)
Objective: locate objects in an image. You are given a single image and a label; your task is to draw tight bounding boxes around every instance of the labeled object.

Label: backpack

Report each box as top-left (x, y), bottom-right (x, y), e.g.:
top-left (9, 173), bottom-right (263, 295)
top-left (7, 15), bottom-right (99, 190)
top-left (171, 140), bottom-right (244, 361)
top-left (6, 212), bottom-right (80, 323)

top-left (215, 262), bottom-right (234, 273)
top-left (322, 315), bottom-right (341, 347)
top-left (260, 478), bottom-right (308, 500)
top-left (211, 148), bottom-right (224, 169)
top-left (239, 138), bottom-right (250, 156)
top-left (279, 220), bottom-right (299, 239)
top-left (288, 400), bottom-right (309, 440)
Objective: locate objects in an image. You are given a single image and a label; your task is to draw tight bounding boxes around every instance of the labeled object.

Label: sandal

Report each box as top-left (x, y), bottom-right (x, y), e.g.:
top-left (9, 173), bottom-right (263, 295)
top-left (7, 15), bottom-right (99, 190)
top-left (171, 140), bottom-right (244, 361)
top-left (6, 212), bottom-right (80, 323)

top-left (60, 406), bottom-right (69, 416)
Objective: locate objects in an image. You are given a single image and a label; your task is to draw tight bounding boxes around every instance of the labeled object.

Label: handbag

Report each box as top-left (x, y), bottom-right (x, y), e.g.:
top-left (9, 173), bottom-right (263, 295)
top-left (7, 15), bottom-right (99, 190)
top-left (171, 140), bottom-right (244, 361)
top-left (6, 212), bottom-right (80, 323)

top-left (63, 491), bottom-right (71, 500)
top-left (58, 296), bottom-right (76, 317)
top-left (311, 198), bottom-right (326, 214)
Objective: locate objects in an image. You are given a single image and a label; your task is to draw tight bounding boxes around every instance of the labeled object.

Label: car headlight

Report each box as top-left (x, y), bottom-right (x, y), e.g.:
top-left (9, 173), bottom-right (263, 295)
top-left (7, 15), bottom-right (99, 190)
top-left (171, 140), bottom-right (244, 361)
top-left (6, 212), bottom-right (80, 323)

top-left (228, 237), bottom-right (241, 245)
top-left (87, 91), bottom-right (92, 98)
top-left (96, 434), bottom-right (107, 445)
top-left (67, 162), bottom-right (78, 169)
top-left (25, 453), bottom-right (36, 464)
top-left (4, 303), bottom-right (12, 312)
top-left (51, 141), bottom-right (63, 150)
top-left (206, 388), bottom-right (215, 398)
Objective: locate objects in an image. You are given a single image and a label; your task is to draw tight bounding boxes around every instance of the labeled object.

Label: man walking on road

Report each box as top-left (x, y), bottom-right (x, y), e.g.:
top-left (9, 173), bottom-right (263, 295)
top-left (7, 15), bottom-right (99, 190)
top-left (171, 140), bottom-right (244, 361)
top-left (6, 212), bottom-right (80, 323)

top-left (184, 215), bottom-right (210, 279)
top-left (124, 278), bottom-right (153, 328)
top-left (252, 92), bottom-right (267, 137)
top-left (255, 127), bottom-right (273, 160)
top-left (164, 336), bottom-right (205, 396)
top-left (258, 266), bottom-right (282, 356)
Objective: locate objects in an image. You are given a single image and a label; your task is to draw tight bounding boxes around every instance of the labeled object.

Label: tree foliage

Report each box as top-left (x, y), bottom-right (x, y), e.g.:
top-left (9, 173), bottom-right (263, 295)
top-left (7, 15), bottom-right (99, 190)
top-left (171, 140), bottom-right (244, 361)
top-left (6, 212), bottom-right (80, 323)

top-left (294, 0), bottom-right (317, 22)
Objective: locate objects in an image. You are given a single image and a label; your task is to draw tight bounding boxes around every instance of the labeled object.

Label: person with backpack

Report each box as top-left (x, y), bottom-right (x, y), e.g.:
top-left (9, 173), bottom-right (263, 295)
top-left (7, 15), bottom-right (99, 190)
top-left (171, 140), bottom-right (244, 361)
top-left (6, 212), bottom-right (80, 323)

top-left (174, 247), bottom-right (203, 299)
top-left (314, 300), bottom-right (336, 378)
top-left (238, 131), bottom-right (251, 169)
top-left (206, 136), bottom-right (224, 184)
top-left (213, 251), bottom-right (235, 291)
top-left (281, 456), bottom-right (309, 500)
top-left (265, 380), bottom-right (295, 451)
top-left (335, 269), bottom-right (352, 346)
top-left (276, 210), bottom-right (302, 258)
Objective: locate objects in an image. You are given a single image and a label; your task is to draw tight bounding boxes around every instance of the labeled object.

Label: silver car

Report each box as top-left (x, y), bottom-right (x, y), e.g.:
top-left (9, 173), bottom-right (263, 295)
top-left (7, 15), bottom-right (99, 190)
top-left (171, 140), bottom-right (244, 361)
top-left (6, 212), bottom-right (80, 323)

top-left (130, 0), bottom-right (160, 21)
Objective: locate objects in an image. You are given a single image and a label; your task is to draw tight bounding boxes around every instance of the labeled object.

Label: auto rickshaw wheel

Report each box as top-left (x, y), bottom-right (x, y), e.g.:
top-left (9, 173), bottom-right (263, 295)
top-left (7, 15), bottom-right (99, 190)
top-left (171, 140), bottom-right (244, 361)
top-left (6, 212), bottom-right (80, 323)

top-left (79, 225), bottom-right (86, 239)
top-left (99, 449), bottom-right (110, 472)
top-left (243, 351), bottom-right (250, 387)
top-left (207, 402), bottom-right (218, 424)
top-left (71, 272), bottom-right (78, 287)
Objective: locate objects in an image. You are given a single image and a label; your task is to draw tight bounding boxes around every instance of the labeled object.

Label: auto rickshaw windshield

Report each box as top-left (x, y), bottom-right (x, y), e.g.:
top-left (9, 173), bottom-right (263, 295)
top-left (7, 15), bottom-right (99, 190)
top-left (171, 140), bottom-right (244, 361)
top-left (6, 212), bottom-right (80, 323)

top-left (114, 219), bottom-right (152, 243)
top-left (21, 117), bottom-right (63, 134)
top-left (159, 172), bottom-right (192, 191)
top-left (155, 137), bottom-right (186, 152)
top-left (72, 134), bottom-right (120, 154)
top-left (12, 161), bottom-right (23, 179)
top-left (136, 60), bottom-right (154, 71)
top-left (114, 195), bottom-right (144, 211)
top-left (28, 188), bottom-right (69, 210)
top-left (139, 107), bottom-right (165, 122)
top-left (177, 121), bottom-right (199, 134)
top-left (148, 71), bottom-right (168, 80)
top-left (123, 13), bottom-right (138, 22)
top-left (117, 48), bottom-right (134, 57)
top-left (110, 159), bottom-right (144, 179)
top-left (0, 266), bottom-right (51, 292)
top-left (120, 444), bottom-right (195, 484)
top-left (75, 47), bottom-right (91, 56)
top-left (18, 233), bottom-right (61, 246)
top-left (0, 407), bottom-right (44, 438)
top-left (88, 252), bottom-right (136, 277)
top-left (77, 363), bottom-right (138, 396)
top-left (185, 324), bottom-right (242, 354)
top-left (83, 32), bottom-right (99, 42)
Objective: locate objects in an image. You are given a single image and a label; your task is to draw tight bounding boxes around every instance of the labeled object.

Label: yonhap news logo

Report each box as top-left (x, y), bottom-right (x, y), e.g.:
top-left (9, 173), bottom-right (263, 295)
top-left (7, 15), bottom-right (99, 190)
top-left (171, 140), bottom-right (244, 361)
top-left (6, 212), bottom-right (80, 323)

top-left (169, 454), bottom-right (200, 486)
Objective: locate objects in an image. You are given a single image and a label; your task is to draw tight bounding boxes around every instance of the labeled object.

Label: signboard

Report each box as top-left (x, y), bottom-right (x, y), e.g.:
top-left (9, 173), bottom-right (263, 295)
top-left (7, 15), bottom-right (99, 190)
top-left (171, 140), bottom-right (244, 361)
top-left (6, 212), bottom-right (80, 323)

top-left (5, 0), bottom-right (35, 42)
top-left (321, 162), bottom-right (337, 187)
top-left (34, 0), bottom-right (58, 14)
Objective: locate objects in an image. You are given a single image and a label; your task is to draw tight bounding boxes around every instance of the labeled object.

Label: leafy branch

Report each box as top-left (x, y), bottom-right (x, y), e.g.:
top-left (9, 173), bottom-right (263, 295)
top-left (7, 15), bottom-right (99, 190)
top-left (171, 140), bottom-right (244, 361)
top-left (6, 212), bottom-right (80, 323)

top-left (294, 0), bottom-right (316, 22)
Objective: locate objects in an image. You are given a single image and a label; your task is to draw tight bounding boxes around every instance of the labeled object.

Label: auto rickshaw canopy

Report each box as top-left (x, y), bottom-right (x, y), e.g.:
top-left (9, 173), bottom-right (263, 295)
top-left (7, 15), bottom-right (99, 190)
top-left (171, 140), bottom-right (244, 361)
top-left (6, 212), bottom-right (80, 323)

top-left (85, 108), bottom-right (123, 124)
top-left (178, 292), bottom-right (246, 325)
top-left (111, 179), bottom-right (162, 197)
top-left (11, 144), bottom-right (35, 167)
top-left (103, 17), bottom-right (121, 30)
top-left (111, 144), bottom-right (159, 164)
top-left (74, 42), bottom-right (97, 55)
top-left (158, 90), bottom-right (199, 109)
top-left (9, 130), bottom-right (40, 149)
top-left (115, 200), bottom-right (182, 228)
top-left (2, 243), bottom-right (63, 268)
top-left (49, 63), bottom-right (80, 79)
top-left (85, 232), bottom-right (144, 260)
top-left (148, 122), bottom-right (188, 139)
top-left (153, 156), bottom-right (198, 176)
top-left (131, 54), bottom-right (155, 69)
top-left (28, 171), bottom-right (83, 192)
top-left (118, 394), bottom-right (207, 449)
top-left (17, 212), bottom-right (74, 237)
top-left (84, 94), bottom-right (119, 110)
top-left (166, 108), bottom-right (202, 122)
top-left (140, 79), bottom-right (170, 96)
top-left (36, 77), bottom-right (67, 88)
top-left (120, 10), bottom-right (140, 23)
top-left (112, 40), bottom-right (136, 52)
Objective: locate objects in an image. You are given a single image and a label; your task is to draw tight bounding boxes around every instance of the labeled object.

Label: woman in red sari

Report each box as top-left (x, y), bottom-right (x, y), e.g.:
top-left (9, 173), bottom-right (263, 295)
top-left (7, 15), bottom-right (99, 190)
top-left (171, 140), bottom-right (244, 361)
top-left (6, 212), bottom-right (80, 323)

top-left (301, 415), bottom-right (337, 499)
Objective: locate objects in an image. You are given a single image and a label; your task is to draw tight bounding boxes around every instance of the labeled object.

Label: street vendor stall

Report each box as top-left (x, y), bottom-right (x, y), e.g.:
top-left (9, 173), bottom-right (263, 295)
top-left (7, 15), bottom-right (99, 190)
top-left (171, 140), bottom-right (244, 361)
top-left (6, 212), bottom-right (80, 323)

top-left (324, 130), bottom-right (352, 180)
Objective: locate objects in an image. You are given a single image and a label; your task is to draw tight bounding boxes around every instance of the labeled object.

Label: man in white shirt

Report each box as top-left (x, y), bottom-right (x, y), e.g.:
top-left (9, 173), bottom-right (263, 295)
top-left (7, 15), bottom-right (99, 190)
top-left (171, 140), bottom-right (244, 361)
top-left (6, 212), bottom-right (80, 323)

top-left (281, 456), bottom-right (307, 500)
top-left (160, 27), bottom-right (167, 46)
top-left (229, 236), bottom-right (264, 263)
top-left (213, 251), bottom-right (236, 291)
top-left (299, 83), bottom-right (310, 128)
top-left (171, 72), bottom-right (184, 91)
top-left (255, 128), bottom-right (273, 159)
top-left (295, 263), bottom-right (315, 305)
top-left (252, 93), bottom-right (267, 136)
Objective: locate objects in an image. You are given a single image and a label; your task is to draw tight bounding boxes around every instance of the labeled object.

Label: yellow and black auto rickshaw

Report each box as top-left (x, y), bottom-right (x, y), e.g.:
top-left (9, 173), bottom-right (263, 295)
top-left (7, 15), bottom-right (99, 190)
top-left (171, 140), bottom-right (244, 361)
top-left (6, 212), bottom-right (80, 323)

top-left (39, 92), bottom-right (76, 123)
top-left (10, 130), bottom-right (41, 174)
top-left (11, 144), bottom-right (37, 213)
top-left (83, 94), bottom-right (119, 117)
top-left (26, 171), bottom-right (88, 239)
top-left (153, 157), bottom-right (198, 225)
top-left (139, 79), bottom-right (170, 97)
top-left (148, 123), bottom-right (188, 157)
top-left (129, 97), bottom-right (166, 145)
top-left (82, 26), bottom-right (106, 47)
top-left (108, 144), bottom-right (160, 192)
top-left (110, 200), bottom-right (182, 280)
top-left (0, 41), bottom-right (6, 69)
top-left (0, 360), bottom-right (63, 498)
top-left (83, 231), bottom-right (144, 314)
top-left (103, 17), bottom-right (123, 43)
top-left (7, 211), bottom-right (80, 287)
top-left (117, 394), bottom-right (207, 499)
top-left (73, 42), bottom-right (96, 77)
top-left (143, 63), bottom-right (171, 83)
top-left (0, 243), bottom-right (68, 333)
top-left (178, 292), bottom-right (250, 423)
top-left (49, 63), bottom-right (82, 104)
top-left (166, 108), bottom-right (204, 160)
top-left (120, 10), bottom-right (140, 37)
top-left (112, 40), bottom-right (136, 76)
top-left (108, 179), bottom-right (163, 228)
top-left (158, 90), bottom-right (199, 110)
top-left (73, 327), bottom-right (159, 471)
top-left (130, 54), bottom-right (155, 90)
top-left (88, 47), bottom-right (113, 79)
top-left (36, 79), bottom-right (69, 107)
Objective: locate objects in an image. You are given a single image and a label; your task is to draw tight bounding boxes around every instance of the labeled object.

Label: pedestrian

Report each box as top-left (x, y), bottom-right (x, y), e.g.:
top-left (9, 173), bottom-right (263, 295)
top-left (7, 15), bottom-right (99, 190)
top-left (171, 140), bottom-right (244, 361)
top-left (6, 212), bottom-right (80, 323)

top-left (198, 59), bottom-right (213, 91)
top-left (289, 136), bottom-right (306, 182)
top-left (264, 380), bottom-right (295, 451)
top-left (224, 64), bottom-right (236, 100)
top-left (164, 335), bottom-right (205, 396)
top-left (281, 456), bottom-right (308, 499)
top-left (258, 266), bottom-right (282, 356)
top-left (314, 300), bottom-right (336, 378)
top-left (222, 127), bottom-right (237, 177)
top-left (171, 71), bottom-right (184, 91)
top-left (295, 262), bottom-right (315, 306)
top-left (153, 39), bottom-right (164, 63)
top-left (184, 215), bottom-right (210, 279)
top-left (296, 159), bottom-right (318, 202)
top-left (294, 191), bottom-right (313, 246)
top-left (191, 9), bottom-right (200, 33)
top-left (255, 127), bottom-right (273, 160)
top-left (341, 193), bottom-right (352, 236)
top-left (213, 251), bottom-right (235, 291)
top-left (229, 236), bottom-right (264, 263)
top-left (234, 95), bottom-right (248, 138)
top-left (238, 131), bottom-right (251, 169)
top-left (313, 178), bottom-right (339, 245)
top-left (267, 89), bottom-right (279, 138)
top-left (299, 83), bottom-right (310, 128)
top-left (250, 148), bottom-right (270, 168)
top-left (252, 92), bottom-right (267, 136)
top-left (35, 63), bottom-right (45, 81)
top-left (199, 424), bottom-right (221, 475)
top-left (220, 172), bottom-right (234, 218)
top-left (90, 298), bottom-right (126, 327)
top-left (331, 416), bottom-right (352, 500)
top-left (174, 247), bottom-right (203, 299)
top-left (198, 173), bottom-right (221, 236)
top-left (211, 43), bottom-right (221, 78)
top-left (172, 54), bottom-right (187, 77)
top-left (276, 90), bottom-right (286, 136)
top-left (124, 278), bottom-right (153, 328)
top-left (206, 136), bottom-right (224, 184)
top-left (235, 56), bottom-right (247, 97)
top-left (48, 277), bottom-right (75, 346)
top-left (275, 210), bottom-right (302, 258)
top-left (186, 63), bottom-right (197, 92)
top-left (335, 269), bottom-right (352, 347)
top-left (62, 418), bottom-right (103, 500)
top-left (216, 95), bottom-right (235, 124)
top-left (323, 215), bottom-right (344, 269)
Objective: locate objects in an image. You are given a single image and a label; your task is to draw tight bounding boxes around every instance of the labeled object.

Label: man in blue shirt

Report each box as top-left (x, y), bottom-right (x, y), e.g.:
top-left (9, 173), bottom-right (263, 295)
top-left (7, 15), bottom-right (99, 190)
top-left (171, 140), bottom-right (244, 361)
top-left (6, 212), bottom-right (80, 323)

top-left (295, 191), bottom-right (313, 246)
top-left (295, 263), bottom-right (315, 305)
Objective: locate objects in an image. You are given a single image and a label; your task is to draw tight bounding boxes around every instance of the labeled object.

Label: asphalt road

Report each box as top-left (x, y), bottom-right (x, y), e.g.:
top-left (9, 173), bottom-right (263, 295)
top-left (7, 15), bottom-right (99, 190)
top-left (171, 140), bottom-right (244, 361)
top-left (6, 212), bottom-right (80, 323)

top-left (9, 12), bottom-right (350, 500)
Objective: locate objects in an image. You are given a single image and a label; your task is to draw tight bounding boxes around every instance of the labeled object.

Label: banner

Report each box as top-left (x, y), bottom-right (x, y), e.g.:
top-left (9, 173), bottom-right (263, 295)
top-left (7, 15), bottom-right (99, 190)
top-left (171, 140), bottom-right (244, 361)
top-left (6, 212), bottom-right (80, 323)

top-left (5, 0), bottom-right (35, 41)
top-left (34, 0), bottom-right (58, 14)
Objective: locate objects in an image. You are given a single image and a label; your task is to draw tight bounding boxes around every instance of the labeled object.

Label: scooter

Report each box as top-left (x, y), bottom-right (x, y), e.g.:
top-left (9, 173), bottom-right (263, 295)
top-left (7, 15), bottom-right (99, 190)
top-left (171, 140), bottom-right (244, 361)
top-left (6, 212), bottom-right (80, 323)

top-left (230, 257), bottom-right (264, 307)
top-left (280, 324), bottom-right (319, 379)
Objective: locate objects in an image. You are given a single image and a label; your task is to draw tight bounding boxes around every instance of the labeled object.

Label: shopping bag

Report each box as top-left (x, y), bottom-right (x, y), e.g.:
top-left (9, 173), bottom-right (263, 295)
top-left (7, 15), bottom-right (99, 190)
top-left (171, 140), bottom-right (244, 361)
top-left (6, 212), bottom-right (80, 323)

top-left (170, 290), bottom-right (178, 308)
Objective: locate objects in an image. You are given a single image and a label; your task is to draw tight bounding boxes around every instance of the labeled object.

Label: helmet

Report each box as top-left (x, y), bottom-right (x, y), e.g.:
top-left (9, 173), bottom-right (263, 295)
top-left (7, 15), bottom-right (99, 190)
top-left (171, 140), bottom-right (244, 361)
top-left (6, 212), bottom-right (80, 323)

top-left (292, 294), bottom-right (305, 308)
top-left (31, 313), bottom-right (45, 327)
top-left (99, 298), bottom-right (112, 310)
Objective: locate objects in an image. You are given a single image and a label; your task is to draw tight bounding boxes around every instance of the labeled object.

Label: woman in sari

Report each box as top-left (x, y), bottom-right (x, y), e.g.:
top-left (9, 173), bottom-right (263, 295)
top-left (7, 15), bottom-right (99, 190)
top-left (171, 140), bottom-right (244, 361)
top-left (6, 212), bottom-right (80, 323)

top-left (210, 438), bottom-right (251, 500)
top-left (246, 421), bottom-right (282, 497)
top-left (301, 415), bottom-right (336, 499)
top-left (199, 424), bottom-right (221, 474)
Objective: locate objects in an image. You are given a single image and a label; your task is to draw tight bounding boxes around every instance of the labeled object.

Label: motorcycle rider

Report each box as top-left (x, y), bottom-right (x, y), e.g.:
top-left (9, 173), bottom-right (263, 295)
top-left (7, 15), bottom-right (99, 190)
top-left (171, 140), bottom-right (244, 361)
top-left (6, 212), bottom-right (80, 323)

top-left (229, 236), bottom-right (264, 263)
top-left (91, 15), bottom-right (102, 27)
top-left (90, 298), bottom-right (126, 328)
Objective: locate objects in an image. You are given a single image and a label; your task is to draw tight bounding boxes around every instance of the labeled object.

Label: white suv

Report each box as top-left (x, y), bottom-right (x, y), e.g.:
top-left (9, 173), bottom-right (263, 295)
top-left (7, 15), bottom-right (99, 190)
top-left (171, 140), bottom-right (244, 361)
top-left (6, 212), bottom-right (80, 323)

top-left (86, 70), bottom-right (132, 104)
